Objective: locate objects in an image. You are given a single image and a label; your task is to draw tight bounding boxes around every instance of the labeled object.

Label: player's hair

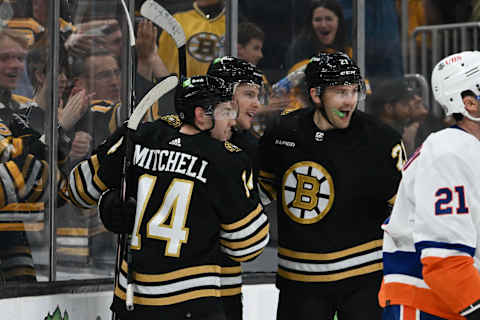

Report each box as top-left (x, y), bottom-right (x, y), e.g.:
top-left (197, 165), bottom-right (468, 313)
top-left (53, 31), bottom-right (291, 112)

top-left (0, 28), bottom-right (29, 49)
top-left (238, 22), bottom-right (264, 46)
top-left (301, 0), bottom-right (347, 52)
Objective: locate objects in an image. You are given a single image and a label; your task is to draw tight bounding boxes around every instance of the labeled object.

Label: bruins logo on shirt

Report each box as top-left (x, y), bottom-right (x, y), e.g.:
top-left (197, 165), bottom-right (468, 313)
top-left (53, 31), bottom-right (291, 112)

top-left (282, 161), bottom-right (334, 224)
top-left (187, 32), bottom-right (221, 62)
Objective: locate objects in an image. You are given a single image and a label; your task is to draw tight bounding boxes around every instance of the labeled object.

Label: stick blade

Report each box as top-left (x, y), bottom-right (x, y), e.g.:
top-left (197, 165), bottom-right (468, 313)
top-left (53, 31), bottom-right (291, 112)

top-left (127, 75), bottom-right (178, 130)
top-left (140, 0), bottom-right (186, 48)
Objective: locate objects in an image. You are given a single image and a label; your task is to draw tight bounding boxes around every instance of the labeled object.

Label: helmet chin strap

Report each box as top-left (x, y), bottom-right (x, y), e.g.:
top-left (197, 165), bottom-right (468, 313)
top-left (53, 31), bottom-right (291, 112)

top-left (464, 112), bottom-right (480, 122)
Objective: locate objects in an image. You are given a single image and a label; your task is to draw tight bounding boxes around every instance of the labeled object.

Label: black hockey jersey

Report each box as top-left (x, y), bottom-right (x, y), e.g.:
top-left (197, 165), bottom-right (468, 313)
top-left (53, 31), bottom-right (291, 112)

top-left (69, 115), bottom-right (269, 317)
top-left (257, 107), bottom-right (405, 292)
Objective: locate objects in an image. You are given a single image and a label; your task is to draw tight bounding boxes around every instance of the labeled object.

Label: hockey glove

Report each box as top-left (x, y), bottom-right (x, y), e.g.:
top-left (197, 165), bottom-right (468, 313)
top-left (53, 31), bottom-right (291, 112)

top-left (98, 189), bottom-right (136, 234)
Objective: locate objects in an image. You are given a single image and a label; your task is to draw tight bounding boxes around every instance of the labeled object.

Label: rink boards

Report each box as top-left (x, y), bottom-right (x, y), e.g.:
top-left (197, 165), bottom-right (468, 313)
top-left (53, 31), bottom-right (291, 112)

top-left (0, 283), bottom-right (279, 320)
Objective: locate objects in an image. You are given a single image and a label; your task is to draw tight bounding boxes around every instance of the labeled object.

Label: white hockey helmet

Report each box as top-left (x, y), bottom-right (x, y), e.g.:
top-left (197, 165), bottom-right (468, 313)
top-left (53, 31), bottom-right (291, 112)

top-left (431, 51), bottom-right (480, 121)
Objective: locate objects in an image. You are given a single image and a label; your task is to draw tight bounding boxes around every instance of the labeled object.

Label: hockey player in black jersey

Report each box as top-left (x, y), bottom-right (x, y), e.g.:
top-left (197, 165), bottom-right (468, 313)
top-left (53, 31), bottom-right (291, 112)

top-left (207, 55), bottom-right (264, 320)
top-left (257, 52), bottom-right (405, 320)
top-left (69, 75), bottom-right (269, 320)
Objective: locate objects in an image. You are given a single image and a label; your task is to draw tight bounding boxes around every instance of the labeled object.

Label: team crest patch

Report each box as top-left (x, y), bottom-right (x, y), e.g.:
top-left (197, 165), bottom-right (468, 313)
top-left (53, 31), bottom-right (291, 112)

top-left (187, 32), bottom-right (222, 63)
top-left (282, 161), bottom-right (334, 224)
top-left (224, 141), bottom-right (242, 152)
top-left (160, 114), bottom-right (182, 128)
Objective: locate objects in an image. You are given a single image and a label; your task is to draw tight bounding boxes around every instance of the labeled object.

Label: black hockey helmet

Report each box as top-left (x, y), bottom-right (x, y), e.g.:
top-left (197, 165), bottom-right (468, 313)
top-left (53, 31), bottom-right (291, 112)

top-left (305, 52), bottom-right (365, 98)
top-left (208, 56), bottom-right (263, 86)
top-left (174, 75), bottom-right (233, 124)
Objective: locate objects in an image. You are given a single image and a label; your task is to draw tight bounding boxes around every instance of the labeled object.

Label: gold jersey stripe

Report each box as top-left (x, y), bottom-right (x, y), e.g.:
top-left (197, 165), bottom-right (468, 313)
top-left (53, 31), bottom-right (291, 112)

top-left (220, 266), bottom-right (242, 274)
top-left (3, 267), bottom-right (36, 279)
top-left (120, 262), bottom-right (221, 282)
top-left (115, 286), bottom-right (220, 306)
top-left (258, 170), bottom-right (275, 179)
top-left (6, 161), bottom-right (24, 193)
top-left (56, 228), bottom-right (89, 236)
top-left (232, 248), bottom-right (264, 262)
top-left (219, 287), bottom-right (242, 297)
top-left (0, 202), bottom-right (44, 212)
top-left (259, 180), bottom-right (277, 200)
top-left (388, 194), bottom-right (397, 205)
top-left (74, 168), bottom-right (97, 206)
top-left (11, 138), bottom-right (23, 158)
top-left (91, 105), bottom-right (112, 113)
top-left (279, 239), bottom-right (383, 261)
top-left (0, 222), bottom-right (44, 231)
top-left (0, 245), bottom-right (31, 255)
top-left (278, 262), bottom-right (383, 282)
top-left (91, 155), bottom-right (108, 192)
top-left (221, 204), bottom-right (262, 231)
top-left (220, 224), bottom-right (269, 249)
top-left (57, 247), bottom-right (89, 256)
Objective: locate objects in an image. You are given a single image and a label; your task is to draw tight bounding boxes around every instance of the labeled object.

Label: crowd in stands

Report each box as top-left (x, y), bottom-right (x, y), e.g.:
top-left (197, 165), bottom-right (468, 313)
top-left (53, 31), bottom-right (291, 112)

top-left (1, 1), bottom-right (479, 319)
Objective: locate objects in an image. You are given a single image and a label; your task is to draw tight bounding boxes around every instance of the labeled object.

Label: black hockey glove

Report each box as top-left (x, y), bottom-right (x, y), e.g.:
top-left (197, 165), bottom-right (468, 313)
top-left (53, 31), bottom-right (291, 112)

top-left (98, 189), bottom-right (136, 234)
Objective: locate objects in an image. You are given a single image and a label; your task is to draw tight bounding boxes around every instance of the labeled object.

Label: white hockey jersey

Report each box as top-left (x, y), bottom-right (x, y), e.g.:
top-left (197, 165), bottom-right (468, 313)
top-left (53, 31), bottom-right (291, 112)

top-left (379, 126), bottom-right (480, 320)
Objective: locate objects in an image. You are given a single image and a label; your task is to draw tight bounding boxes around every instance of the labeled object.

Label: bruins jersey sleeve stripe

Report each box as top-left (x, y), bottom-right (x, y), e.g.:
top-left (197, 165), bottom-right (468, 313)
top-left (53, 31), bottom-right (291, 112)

top-left (0, 163), bottom-right (19, 204)
top-left (0, 137), bottom-right (23, 159)
top-left (219, 204), bottom-right (269, 261)
top-left (220, 203), bottom-right (262, 230)
top-left (69, 155), bottom-right (108, 209)
top-left (26, 160), bottom-right (48, 203)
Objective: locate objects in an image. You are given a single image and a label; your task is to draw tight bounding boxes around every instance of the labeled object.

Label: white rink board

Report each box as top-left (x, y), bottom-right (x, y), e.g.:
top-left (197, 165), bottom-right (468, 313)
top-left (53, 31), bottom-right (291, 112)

top-left (0, 291), bottom-right (112, 320)
top-left (0, 284), bottom-right (278, 320)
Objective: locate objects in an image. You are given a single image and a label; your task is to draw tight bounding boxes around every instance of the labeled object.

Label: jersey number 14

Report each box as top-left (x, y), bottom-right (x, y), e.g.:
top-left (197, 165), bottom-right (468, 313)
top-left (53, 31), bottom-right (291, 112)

top-left (130, 175), bottom-right (193, 257)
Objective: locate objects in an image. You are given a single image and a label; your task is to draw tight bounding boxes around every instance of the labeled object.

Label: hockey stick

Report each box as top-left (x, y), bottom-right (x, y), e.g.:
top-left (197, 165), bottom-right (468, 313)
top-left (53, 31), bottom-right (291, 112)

top-left (117, 0), bottom-right (136, 315)
top-left (117, 74), bottom-right (179, 314)
top-left (140, 0), bottom-right (187, 79)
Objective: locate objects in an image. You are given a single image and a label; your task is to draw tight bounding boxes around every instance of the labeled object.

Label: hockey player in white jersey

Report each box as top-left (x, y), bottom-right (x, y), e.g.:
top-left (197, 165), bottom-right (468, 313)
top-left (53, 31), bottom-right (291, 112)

top-left (379, 51), bottom-right (480, 320)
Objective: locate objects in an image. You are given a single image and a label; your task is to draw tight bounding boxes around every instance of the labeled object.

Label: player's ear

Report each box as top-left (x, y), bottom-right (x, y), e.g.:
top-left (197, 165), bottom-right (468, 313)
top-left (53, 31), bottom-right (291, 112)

top-left (194, 106), bottom-right (204, 122)
top-left (310, 88), bottom-right (321, 105)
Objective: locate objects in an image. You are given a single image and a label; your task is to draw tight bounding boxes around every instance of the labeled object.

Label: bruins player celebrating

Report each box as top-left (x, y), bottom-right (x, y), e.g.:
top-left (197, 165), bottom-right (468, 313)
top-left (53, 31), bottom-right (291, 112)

top-left (68, 75), bottom-right (269, 319)
top-left (257, 52), bottom-right (405, 319)
top-left (207, 56), bottom-right (264, 320)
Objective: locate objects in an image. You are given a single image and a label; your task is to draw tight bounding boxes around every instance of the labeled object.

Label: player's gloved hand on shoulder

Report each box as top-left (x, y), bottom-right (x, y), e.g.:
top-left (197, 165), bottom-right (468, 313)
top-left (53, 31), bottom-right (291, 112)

top-left (98, 189), bottom-right (136, 234)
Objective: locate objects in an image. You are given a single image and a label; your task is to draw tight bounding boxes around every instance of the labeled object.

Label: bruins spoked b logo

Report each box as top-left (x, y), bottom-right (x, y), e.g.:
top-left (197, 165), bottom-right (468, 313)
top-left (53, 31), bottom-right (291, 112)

top-left (282, 161), bottom-right (334, 224)
top-left (187, 32), bottom-right (221, 62)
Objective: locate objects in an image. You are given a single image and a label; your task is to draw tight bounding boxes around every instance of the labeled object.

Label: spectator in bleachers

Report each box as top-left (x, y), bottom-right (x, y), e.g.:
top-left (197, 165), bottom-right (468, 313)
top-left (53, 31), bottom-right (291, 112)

top-left (25, 44), bottom-right (92, 163)
top-left (72, 48), bottom-right (120, 151)
top-left (285, 0), bottom-right (351, 71)
top-left (368, 78), bottom-right (428, 155)
top-left (0, 28), bottom-right (68, 284)
top-left (157, 0), bottom-right (226, 77)
top-left (238, 22), bottom-right (264, 67)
